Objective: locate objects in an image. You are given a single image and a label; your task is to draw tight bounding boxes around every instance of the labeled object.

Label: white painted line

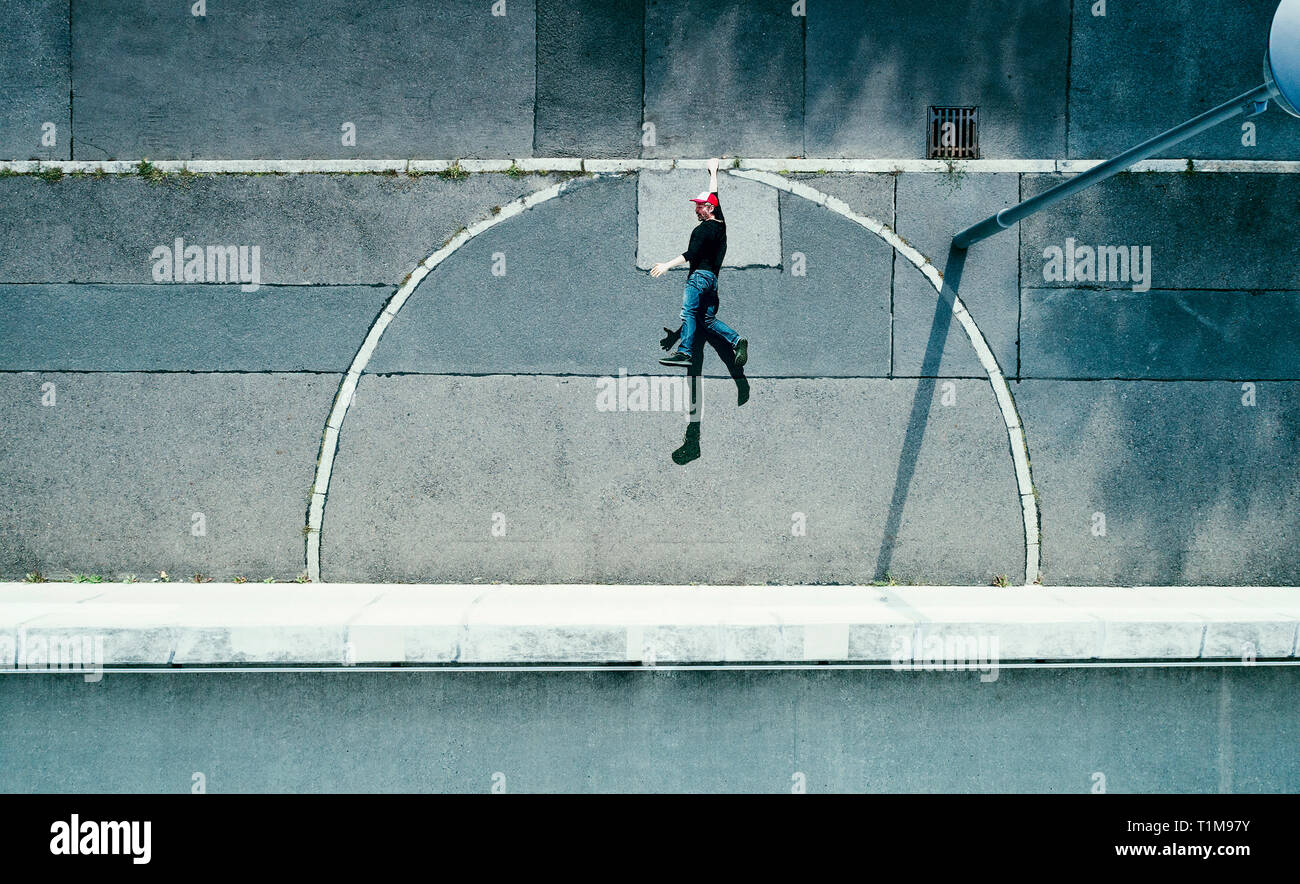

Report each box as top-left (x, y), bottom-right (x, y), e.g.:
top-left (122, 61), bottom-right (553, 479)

top-left (304, 175), bottom-right (595, 582)
top-left (8, 158), bottom-right (1300, 176)
top-left (731, 169), bottom-right (1042, 586)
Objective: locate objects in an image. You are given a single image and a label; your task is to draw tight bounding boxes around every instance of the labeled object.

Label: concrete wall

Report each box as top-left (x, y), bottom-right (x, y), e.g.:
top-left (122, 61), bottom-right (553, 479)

top-left (2, 665), bottom-right (1295, 792)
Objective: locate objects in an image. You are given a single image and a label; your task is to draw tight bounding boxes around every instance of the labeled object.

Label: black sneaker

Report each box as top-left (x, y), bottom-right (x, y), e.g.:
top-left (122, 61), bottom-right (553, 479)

top-left (659, 351), bottom-right (691, 367)
top-left (734, 338), bottom-right (749, 368)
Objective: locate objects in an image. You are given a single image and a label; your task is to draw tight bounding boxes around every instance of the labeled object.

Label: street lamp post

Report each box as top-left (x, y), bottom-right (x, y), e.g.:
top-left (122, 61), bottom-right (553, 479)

top-left (953, 0), bottom-right (1300, 250)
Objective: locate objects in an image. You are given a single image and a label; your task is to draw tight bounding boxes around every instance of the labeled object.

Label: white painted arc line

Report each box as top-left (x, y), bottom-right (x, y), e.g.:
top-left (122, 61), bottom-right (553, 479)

top-left (305, 176), bottom-right (587, 583)
top-left (306, 169), bottom-right (1039, 585)
top-left (730, 169), bottom-right (1042, 586)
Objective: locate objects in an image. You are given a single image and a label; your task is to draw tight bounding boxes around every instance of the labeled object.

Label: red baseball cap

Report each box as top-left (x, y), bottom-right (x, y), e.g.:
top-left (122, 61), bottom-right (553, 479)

top-left (689, 191), bottom-right (719, 206)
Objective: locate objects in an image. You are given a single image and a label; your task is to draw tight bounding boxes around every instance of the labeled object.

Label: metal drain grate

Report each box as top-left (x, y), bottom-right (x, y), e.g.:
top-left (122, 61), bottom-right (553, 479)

top-left (927, 106), bottom-right (980, 159)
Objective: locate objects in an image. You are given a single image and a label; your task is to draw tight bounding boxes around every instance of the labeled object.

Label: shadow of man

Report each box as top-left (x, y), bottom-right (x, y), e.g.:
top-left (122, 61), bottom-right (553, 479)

top-left (661, 325), bottom-right (750, 465)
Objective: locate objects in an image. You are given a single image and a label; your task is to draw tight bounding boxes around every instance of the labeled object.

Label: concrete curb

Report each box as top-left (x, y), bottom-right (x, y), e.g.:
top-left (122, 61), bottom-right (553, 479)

top-left (5, 158), bottom-right (1300, 175)
top-left (1, 584), bottom-right (1295, 667)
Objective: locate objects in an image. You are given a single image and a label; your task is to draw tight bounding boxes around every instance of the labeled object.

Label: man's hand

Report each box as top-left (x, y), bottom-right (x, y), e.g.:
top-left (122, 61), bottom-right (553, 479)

top-left (706, 157), bottom-right (720, 174)
top-left (650, 262), bottom-right (669, 278)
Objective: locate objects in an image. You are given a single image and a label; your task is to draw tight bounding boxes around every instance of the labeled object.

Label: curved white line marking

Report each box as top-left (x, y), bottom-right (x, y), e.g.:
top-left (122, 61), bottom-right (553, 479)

top-left (728, 170), bottom-right (1041, 585)
top-left (304, 175), bottom-right (596, 581)
top-left (306, 169), bottom-right (1040, 586)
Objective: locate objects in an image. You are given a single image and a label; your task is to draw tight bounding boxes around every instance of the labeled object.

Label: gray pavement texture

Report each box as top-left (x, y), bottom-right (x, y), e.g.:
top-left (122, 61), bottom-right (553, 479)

top-left (1020, 173), bottom-right (1300, 291)
top-left (0, 284), bottom-right (391, 372)
top-left (321, 375), bottom-right (1023, 585)
top-left (0, 172), bottom-right (554, 285)
top-left (1069, 0), bottom-right (1296, 160)
top-left (1022, 290), bottom-right (1300, 380)
top-left (369, 174), bottom-right (896, 377)
top-left (9, 0), bottom-right (1298, 161)
top-left (535, 0), bottom-right (644, 158)
top-left (0, 372), bottom-right (335, 580)
top-left (2, 169), bottom-right (1299, 586)
top-left (805, 0), bottom-right (1071, 159)
top-left (1018, 381), bottom-right (1300, 585)
top-left (2, 666), bottom-right (1296, 792)
top-left (643, 0), bottom-right (804, 159)
top-left (893, 172), bottom-right (1019, 377)
top-left (70, 0), bottom-right (535, 159)
top-left (0, 0), bottom-right (68, 162)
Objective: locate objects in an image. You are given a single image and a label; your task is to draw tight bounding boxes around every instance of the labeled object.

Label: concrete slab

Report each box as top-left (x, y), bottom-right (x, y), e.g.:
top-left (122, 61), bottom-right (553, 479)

top-left (70, 0), bottom-right (535, 159)
top-left (0, 173), bottom-right (552, 285)
top-left (786, 172), bottom-right (895, 226)
top-left (1068, 0), bottom-right (1300, 160)
top-left (643, 0), bottom-right (803, 158)
top-left (369, 174), bottom-right (893, 377)
top-left (1016, 381), bottom-right (1300, 585)
top-left (0, 0), bottom-right (68, 161)
top-left (535, 0), bottom-right (643, 158)
top-left (805, 0), bottom-right (1070, 158)
top-left (0, 284), bottom-right (390, 371)
top-left (319, 375), bottom-right (1023, 585)
top-left (637, 169), bottom-right (781, 269)
top-left (893, 172), bottom-right (1019, 377)
top-left (0, 372), bottom-right (336, 581)
top-left (1019, 173), bottom-right (1300, 291)
top-left (1022, 289), bottom-right (1300, 379)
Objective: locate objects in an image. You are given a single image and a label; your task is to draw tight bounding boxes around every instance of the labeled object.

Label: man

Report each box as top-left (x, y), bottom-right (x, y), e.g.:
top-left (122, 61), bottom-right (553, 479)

top-left (650, 157), bottom-right (749, 370)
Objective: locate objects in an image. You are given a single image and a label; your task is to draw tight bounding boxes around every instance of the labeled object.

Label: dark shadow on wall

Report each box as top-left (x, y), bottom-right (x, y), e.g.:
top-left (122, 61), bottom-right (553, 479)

top-left (874, 244), bottom-right (968, 581)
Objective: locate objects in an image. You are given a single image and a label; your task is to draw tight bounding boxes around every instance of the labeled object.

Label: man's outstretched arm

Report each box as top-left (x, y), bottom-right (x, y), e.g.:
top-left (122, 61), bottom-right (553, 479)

top-left (650, 254), bottom-right (687, 277)
top-left (707, 156), bottom-right (720, 194)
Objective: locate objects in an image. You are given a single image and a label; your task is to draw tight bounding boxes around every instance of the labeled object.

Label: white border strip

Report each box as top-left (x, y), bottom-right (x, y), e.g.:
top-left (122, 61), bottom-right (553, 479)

top-left (730, 170), bottom-right (1041, 585)
top-left (304, 175), bottom-right (595, 581)
top-left (5, 158), bottom-right (1300, 175)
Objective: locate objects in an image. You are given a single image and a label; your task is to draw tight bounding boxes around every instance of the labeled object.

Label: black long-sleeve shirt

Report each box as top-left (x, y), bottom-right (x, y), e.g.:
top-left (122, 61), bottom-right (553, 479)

top-left (682, 192), bottom-right (727, 275)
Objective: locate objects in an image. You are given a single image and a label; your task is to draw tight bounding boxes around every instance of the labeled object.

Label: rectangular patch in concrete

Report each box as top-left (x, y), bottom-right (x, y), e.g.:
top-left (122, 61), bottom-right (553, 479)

top-left (1016, 380), bottom-right (1300, 585)
top-left (637, 169), bottom-right (780, 270)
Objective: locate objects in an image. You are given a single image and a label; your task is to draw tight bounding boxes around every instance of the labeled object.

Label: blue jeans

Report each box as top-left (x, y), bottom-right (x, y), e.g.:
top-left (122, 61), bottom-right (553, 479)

top-left (678, 270), bottom-right (740, 359)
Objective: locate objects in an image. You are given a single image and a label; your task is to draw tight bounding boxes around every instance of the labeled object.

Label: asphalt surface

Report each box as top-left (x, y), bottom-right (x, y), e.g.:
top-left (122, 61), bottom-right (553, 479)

top-left (3, 0), bottom-right (1298, 161)
top-left (2, 168), bottom-right (1298, 585)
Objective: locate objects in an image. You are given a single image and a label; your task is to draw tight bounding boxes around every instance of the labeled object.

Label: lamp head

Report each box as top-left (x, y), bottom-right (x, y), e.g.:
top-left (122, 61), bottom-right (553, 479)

top-left (1266, 0), bottom-right (1300, 116)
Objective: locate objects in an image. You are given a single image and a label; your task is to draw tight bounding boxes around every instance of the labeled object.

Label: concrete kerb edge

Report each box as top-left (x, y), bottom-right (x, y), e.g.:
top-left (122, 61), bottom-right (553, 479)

top-left (1, 584), bottom-right (1297, 667)
top-left (729, 169), bottom-right (1041, 585)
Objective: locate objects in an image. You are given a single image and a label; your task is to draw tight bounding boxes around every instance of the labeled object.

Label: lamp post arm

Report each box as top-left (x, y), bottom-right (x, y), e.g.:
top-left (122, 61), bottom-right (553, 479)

top-left (953, 82), bottom-right (1278, 249)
